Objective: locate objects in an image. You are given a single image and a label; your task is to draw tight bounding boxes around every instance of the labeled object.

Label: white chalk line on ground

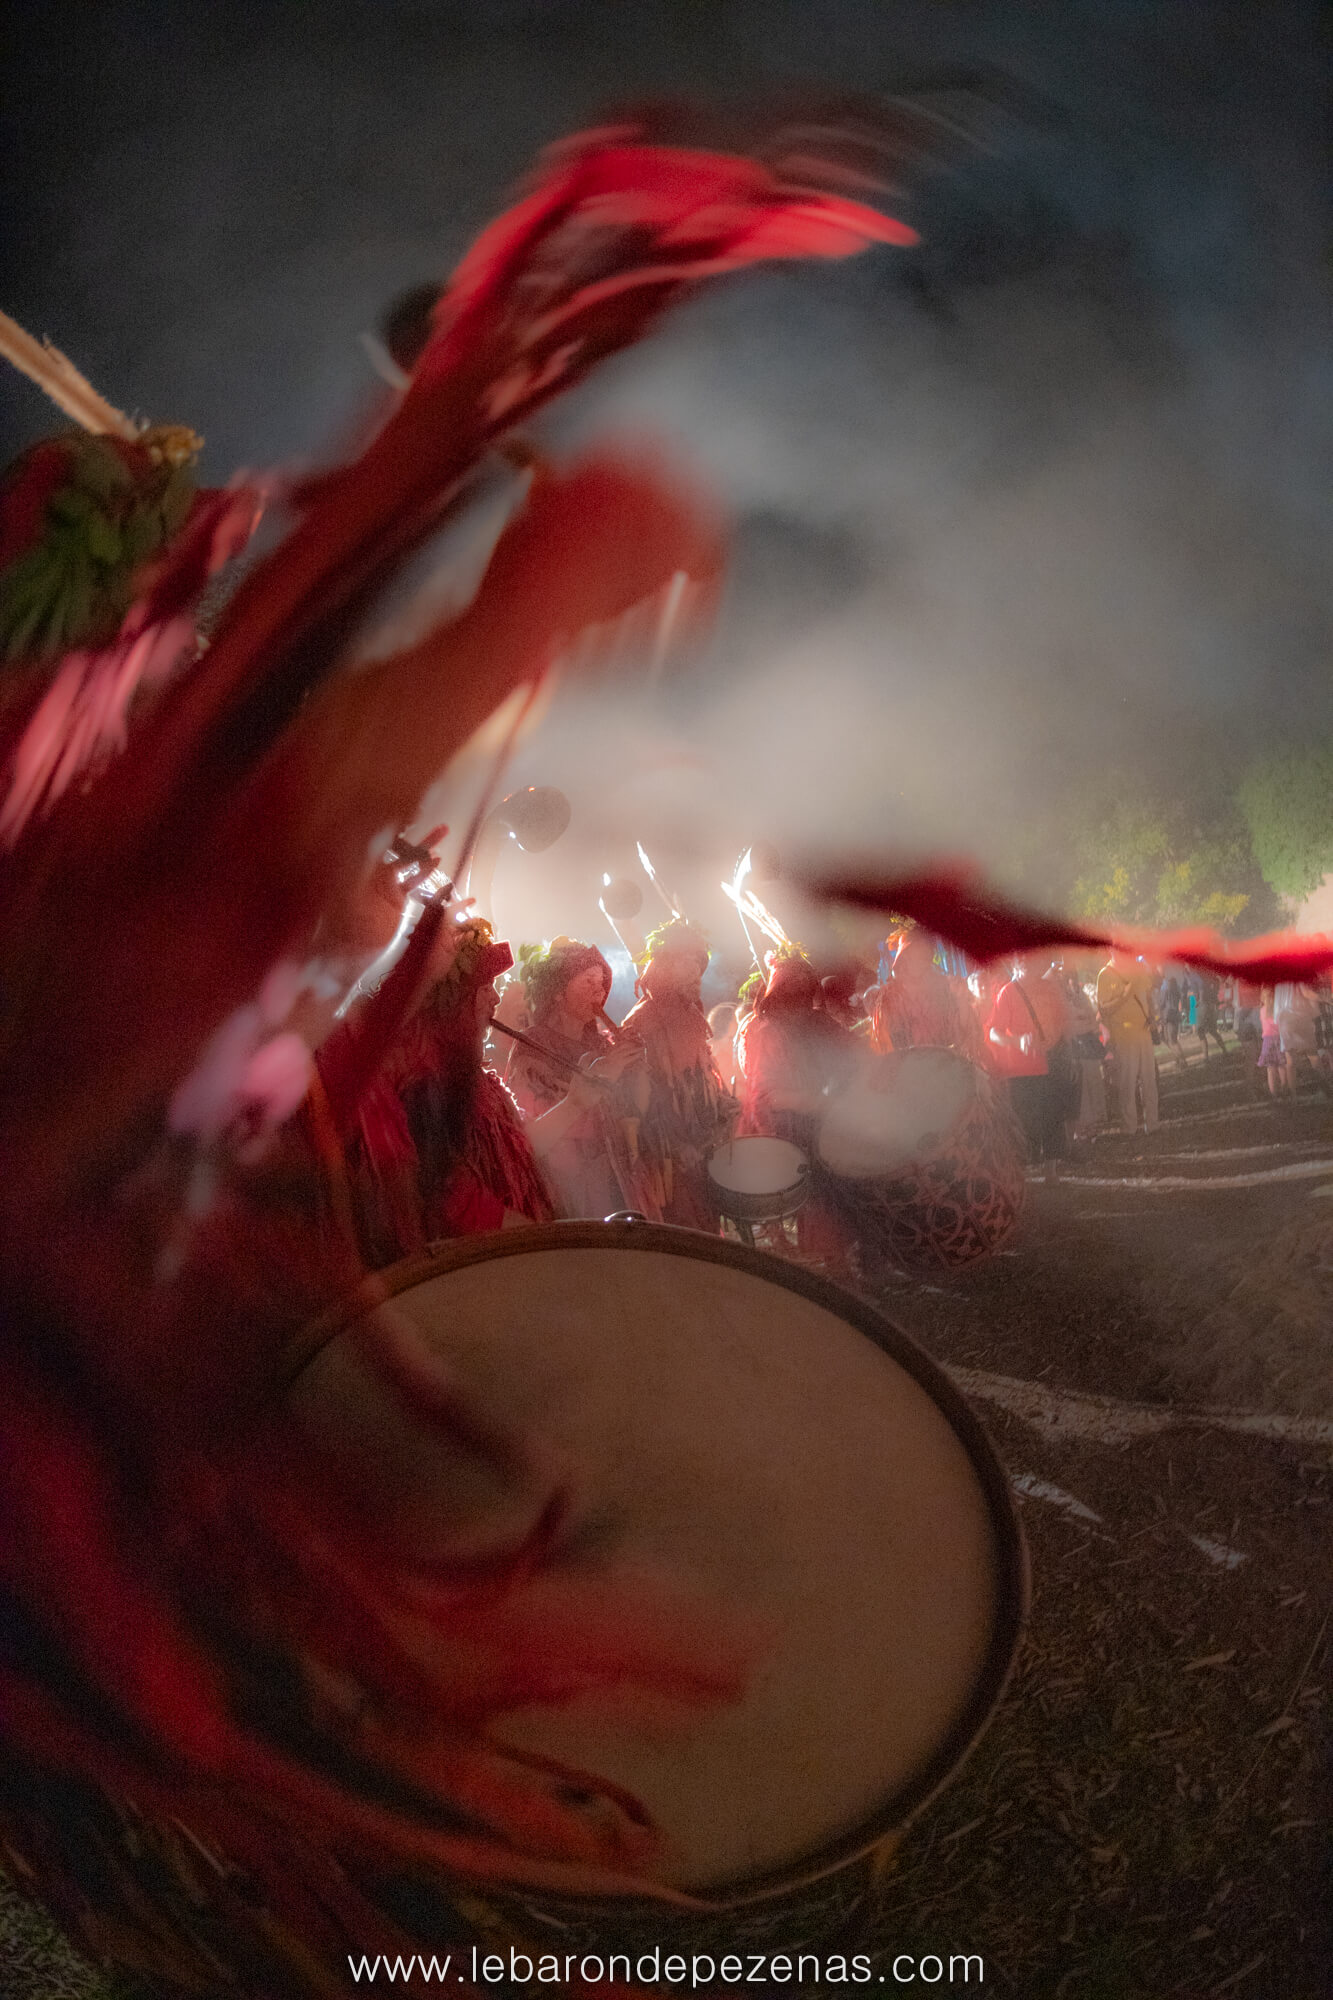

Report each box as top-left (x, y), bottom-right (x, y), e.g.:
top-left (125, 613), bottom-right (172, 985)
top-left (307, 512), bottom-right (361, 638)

top-left (1159, 1099), bottom-right (1310, 1131)
top-left (1010, 1473), bottom-right (1102, 1522)
top-left (1007, 1476), bottom-right (1254, 1570)
top-left (1145, 1139), bottom-right (1332, 1163)
top-left (1050, 1158), bottom-right (1333, 1193)
top-left (949, 1365), bottom-right (1333, 1448)
top-left (1159, 1075), bottom-right (1253, 1100)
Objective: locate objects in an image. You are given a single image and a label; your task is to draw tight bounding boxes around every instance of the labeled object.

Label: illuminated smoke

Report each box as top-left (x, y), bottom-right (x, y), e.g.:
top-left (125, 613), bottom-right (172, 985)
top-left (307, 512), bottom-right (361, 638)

top-left (3, 1), bottom-right (1328, 959)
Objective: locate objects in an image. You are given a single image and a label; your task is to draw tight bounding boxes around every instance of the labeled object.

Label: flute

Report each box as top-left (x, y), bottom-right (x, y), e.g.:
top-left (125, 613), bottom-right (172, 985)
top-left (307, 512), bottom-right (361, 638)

top-left (597, 1005), bottom-right (642, 1049)
top-left (488, 1015), bottom-right (615, 1087)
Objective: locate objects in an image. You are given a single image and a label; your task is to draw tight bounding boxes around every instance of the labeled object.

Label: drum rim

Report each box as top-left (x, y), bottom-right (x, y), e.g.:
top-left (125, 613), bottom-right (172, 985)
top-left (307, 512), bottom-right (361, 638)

top-left (282, 1220), bottom-right (1030, 1909)
top-left (705, 1136), bottom-right (812, 1220)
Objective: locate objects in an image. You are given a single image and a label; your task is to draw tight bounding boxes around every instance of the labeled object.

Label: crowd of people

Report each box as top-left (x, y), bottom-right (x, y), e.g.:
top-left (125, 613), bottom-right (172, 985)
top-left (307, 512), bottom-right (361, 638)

top-left (306, 854), bottom-right (748, 1267)
top-left (866, 945), bottom-right (1333, 1159)
top-left (303, 841), bottom-right (1333, 1278)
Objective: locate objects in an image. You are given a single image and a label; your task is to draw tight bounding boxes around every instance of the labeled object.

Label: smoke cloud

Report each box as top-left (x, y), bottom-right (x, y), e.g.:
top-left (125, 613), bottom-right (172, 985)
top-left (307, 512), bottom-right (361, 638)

top-left (3, 0), bottom-right (1328, 963)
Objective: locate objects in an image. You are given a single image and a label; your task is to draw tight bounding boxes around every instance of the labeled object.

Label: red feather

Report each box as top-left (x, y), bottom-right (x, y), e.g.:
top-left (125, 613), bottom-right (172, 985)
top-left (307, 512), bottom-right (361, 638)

top-left (0, 122), bottom-right (919, 1988)
top-left (804, 862), bottom-right (1333, 982)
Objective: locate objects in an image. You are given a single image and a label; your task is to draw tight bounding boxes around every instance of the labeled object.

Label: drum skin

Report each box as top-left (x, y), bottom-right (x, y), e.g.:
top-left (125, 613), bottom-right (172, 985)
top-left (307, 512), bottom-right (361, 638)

top-left (818, 1049), bottom-right (1028, 1272)
top-left (706, 1134), bottom-right (811, 1223)
top-left (287, 1225), bottom-right (1027, 1901)
top-left (1, 1227), bottom-right (1027, 1986)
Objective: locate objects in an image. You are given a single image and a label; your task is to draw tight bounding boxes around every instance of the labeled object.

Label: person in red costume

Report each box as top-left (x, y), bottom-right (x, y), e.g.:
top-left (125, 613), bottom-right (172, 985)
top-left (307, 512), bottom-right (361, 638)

top-left (619, 919), bottom-right (739, 1229)
top-left (734, 946), bottom-right (857, 1266)
top-left (313, 881), bottom-right (624, 1261)
top-left (737, 947), bottom-right (856, 1143)
top-left (504, 937), bottom-right (663, 1219)
top-left (869, 928), bottom-right (966, 1055)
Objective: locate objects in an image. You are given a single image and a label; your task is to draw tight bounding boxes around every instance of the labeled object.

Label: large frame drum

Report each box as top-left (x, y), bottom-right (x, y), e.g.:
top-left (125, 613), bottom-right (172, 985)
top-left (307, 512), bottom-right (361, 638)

top-left (819, 1048), bottom-right (1028, 1272)
top-left (289, 1226), bottom-right (1027, 1919)
top-left (4, 1226), bottom-right (1027, 1986)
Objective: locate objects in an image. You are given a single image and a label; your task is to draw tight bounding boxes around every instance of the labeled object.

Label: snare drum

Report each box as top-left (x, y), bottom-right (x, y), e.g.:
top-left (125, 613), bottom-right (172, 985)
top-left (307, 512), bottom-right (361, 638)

top-left (706, 1134), bottom-right (811, 1233)
top-left (819, 1048), bottom-right (1027, 1271)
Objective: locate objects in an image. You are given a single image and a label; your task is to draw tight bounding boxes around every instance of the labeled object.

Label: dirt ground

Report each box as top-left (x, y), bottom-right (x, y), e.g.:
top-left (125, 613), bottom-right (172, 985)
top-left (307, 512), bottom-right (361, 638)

top-left (850, 1039), bottom-right (1332, 1998)
top-left (3, 1035), bottom-right (1330, 1999)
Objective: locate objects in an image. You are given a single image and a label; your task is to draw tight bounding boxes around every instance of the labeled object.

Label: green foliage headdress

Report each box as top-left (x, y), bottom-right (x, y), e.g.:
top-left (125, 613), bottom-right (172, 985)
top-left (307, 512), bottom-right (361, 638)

top-left (639, 917), bottom-right (711, 973)
top-left (516, 937), bottom-right (612, 1022)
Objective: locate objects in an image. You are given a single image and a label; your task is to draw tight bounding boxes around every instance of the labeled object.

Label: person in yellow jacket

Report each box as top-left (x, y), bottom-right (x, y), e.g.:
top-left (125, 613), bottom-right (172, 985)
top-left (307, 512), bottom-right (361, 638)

top-left (1095, 952), bottom-right (1160, 1135)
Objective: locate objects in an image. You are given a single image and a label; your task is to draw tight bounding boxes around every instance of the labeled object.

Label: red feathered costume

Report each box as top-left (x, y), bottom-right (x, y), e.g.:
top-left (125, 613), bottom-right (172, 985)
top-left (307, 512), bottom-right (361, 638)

top-left (4, 109), bottom-right (1330, 2000)
top-left (314, 900), bottom-right (556, 1264)
top-left (735, 952), bottom-right (858, 1266)
top-left (869, 930), bottom-right (966, 1055)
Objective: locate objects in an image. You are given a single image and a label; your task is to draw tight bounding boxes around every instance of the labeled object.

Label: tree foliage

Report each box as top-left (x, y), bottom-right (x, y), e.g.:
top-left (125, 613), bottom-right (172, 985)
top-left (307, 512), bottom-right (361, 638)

top-left (1065, 793), bottom-right (1266, 934)
top-left (1238, 741), bottom-right (1333, 905)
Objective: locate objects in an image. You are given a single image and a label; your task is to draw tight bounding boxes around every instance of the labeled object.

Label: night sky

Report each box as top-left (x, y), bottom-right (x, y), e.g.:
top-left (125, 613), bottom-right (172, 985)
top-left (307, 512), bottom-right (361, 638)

top-left (2, 0), bottom-right (1329, 939)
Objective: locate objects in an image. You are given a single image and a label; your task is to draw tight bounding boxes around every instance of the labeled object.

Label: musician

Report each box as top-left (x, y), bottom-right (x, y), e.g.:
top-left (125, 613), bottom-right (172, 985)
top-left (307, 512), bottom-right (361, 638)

top-left (869, 929), bottom-right (966, 1055)
top-left (735, 968), bottom-right (764, 1032)
top-left (314, 897), bottom-right (616, 1261)
top-left (820, 967), bottom-right (869, 1035)
top-left (734, 945), bottom-right (856, 1263)
top-left (387, 921), bottom-right (557, 1237)
top-left (620, 920), bottom-right (739, 1228)
top-left (737, 947), bottom-right (856, 1145)
top-left (484, 959), bottom-right (533, 1068)
top-left (504, 937), bottom-right (665, 1220)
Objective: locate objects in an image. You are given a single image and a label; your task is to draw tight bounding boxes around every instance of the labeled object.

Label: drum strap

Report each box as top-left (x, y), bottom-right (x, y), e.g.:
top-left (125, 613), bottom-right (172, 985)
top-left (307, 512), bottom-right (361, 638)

top-left (1014, 983), bottom-right (1047, 1047)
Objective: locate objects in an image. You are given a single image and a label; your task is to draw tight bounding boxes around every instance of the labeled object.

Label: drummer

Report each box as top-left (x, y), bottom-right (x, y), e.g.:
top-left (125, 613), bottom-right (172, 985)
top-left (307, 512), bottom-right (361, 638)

top-left (620, 919), bottom-right (740, 1229)
top-left (504, 937), bottom-right (665, 1219)
top-left (737, 947), bottom-right (858, 1141)
top-left (735, 945), bottom-right (857, 1263)
top-left (869, 929), bottom-right (967, 1056)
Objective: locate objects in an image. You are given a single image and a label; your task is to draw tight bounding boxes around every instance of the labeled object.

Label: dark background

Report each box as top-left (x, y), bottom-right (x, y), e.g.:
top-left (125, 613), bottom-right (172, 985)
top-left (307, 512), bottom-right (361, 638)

top-left (3, 0), bottom-right (1329, 937)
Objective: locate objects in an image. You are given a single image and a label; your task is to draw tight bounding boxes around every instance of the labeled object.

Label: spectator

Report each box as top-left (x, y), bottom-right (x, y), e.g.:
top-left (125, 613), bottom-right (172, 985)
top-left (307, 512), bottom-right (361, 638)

top-left (1315, 972), bottom-right (1333, 1078)
top-left (1274, 980), bottom-right (1330, 1097)
top-left (1056, 960), bottom-right (1109, 1140)
top-left (1234, 978), bottom-right (1265, 1100)
top-left (1157, 969), bottom-right (1187, 1074)
top-left (1095, 951), bottom-right (1160, 1136)
top-left (986, 957), bottom-right (1068, 1164)
top-left (1183, 969), bottom-right (1199, 1031)
top-left (1037, 957), bottom-right (1079, 1153)
top-left (1195, 971), bottom-right (1226, 1062)
top-left (1258, 986), bottom-right (1285, 1098)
